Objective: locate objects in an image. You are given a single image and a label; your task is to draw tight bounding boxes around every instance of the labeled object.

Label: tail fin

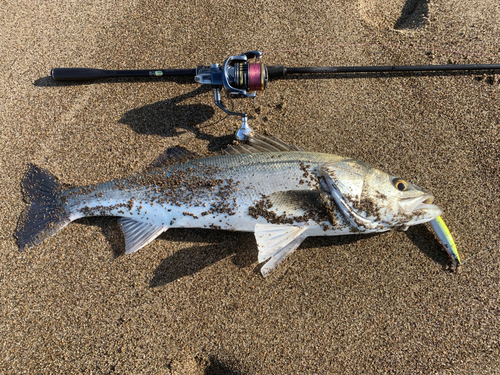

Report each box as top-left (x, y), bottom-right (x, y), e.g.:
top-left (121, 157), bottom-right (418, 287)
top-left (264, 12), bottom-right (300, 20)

top-left (16, 165), bottom-right (70, 250)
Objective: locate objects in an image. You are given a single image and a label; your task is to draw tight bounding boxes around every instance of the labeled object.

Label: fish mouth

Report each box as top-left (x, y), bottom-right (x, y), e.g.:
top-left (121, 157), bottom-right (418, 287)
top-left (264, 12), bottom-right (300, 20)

top-left (400, 194), bottom-right (439, 212)
top-left (399, 194), bottom-right (443, 225)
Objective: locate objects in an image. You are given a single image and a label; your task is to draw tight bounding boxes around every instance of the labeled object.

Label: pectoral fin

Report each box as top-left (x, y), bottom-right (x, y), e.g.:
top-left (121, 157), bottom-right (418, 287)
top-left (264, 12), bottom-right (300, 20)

top-left (118, 218), bottom-right (168, 254)
top-left (254, 223), bottom-right (308, 276)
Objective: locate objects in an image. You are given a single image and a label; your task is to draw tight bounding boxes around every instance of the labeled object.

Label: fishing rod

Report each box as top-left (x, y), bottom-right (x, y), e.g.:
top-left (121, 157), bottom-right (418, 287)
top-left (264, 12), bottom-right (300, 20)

top-left (51, 50), bottom-right (500, 140)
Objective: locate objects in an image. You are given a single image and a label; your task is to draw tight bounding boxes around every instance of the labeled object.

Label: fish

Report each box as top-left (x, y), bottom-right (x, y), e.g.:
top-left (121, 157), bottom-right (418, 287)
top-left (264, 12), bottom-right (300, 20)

top-left (16, 134), bottom-right (442, 276)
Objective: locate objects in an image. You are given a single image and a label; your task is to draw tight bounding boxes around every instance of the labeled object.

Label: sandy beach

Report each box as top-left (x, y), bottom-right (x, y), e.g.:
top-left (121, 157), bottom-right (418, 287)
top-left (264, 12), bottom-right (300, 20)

top-left (1, 0), bottom-right (499, 373)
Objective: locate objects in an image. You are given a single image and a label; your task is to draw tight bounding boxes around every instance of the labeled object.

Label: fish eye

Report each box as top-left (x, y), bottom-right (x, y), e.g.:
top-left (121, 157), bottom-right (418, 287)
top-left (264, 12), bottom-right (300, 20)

top-left (392, 178), bottom-right (408, 191)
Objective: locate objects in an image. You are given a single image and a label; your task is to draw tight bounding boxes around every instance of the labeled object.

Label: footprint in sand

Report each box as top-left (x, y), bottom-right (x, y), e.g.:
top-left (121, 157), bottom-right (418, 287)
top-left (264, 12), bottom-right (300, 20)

top-left (359, 0), bottom-right (429, 30)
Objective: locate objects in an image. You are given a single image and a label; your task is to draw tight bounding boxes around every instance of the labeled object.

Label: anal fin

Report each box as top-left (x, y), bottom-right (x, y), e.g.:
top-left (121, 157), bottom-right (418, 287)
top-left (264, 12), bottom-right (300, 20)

top-left (254, 224), bottom-right (308, 277)
top-left (118, 218), bottom-right (167, 254)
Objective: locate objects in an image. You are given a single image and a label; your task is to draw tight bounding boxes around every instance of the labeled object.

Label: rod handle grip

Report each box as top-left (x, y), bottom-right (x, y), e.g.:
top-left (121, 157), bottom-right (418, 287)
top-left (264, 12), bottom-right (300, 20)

top-left (51, 68), bottom-right (114, 81)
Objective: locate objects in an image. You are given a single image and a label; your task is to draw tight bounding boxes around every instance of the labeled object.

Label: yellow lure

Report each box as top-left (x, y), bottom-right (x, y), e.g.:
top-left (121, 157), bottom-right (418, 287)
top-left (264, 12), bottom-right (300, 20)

top-left (429, 216), bottom-right (461, 267)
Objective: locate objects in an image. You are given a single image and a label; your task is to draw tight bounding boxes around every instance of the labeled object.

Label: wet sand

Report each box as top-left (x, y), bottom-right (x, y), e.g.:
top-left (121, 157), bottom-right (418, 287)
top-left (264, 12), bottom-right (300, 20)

top-left (1, 0), bottom-right (499, 373)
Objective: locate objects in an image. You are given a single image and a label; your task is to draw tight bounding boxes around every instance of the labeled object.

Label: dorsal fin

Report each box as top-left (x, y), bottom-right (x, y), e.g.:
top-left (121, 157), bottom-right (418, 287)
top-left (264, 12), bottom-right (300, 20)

top-left (146, 146), bottom-right (199, 170)
top-left (224, 133), bottom-right (302, 155)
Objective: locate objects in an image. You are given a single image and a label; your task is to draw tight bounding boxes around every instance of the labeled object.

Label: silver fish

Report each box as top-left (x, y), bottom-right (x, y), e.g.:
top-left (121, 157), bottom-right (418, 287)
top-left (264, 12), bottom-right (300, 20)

top-left (17, 134), bottom-right (442, 276)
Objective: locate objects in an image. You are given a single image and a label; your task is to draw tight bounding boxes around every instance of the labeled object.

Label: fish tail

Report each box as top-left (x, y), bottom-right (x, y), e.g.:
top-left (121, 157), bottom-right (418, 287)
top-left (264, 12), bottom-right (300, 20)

top-left (16, 165), bottom-right (71, 250)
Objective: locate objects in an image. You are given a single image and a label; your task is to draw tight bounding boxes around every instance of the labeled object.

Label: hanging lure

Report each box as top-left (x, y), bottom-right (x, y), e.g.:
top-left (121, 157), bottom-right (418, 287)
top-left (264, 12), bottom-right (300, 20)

top-left (430, 216), bottom-right (461, 270)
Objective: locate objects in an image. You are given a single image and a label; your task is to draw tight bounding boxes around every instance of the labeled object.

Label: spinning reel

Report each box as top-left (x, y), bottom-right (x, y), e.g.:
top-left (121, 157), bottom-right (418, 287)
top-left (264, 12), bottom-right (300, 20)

top-left (194, 50), bottom-right (268, 140)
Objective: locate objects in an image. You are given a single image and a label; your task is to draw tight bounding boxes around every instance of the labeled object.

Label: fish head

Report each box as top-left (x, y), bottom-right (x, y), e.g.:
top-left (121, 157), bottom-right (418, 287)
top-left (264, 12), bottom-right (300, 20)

top-left (320, 159), bottom-right (442, 231)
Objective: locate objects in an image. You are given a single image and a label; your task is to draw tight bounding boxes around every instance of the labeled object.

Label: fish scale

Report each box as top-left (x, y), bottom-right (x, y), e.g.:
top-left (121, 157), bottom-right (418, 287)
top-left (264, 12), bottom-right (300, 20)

top-left (65, 152), bottom-right (343, 233)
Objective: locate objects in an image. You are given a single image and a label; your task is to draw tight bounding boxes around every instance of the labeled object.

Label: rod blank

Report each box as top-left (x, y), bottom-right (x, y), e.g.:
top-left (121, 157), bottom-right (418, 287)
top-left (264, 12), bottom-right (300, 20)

top-left (285, 63), bottom-right (500, 75)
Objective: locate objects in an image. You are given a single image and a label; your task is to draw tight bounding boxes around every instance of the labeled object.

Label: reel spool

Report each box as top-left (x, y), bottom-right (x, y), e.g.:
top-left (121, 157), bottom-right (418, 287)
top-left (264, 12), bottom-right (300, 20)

top-left (233, 61), bottom-right (267, 93)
